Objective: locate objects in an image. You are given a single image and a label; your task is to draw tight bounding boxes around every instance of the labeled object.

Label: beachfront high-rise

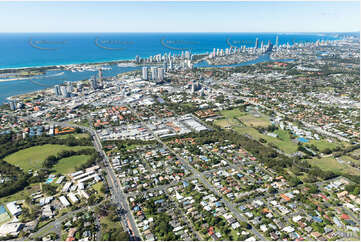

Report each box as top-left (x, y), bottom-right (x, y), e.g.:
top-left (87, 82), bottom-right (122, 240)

top-left (255, 38), bottom-right (259, 49)
top-left (151, 67), bottom-right (158, 80)
top-left (158, 68), bottom-right (164, 81)
top-left (142, 67), bottom-right (148, 80)
top-left (54, 85), bottom-right (61, 96)
top-left (9, 100), bottom-right (16, 111)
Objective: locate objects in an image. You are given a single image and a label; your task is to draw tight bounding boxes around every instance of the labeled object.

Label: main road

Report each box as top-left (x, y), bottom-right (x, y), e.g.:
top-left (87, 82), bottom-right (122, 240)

top-left (31, 118), bottom-right (142, 241)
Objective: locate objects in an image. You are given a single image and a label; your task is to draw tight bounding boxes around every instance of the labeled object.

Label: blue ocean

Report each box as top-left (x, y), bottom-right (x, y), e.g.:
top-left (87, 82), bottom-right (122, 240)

top-left (0, 33), bottom-right (340, 104)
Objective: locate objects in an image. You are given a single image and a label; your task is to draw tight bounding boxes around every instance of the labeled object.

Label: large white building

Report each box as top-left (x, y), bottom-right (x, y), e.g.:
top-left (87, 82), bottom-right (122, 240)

top-left (0, 222), bottom-right (23, 237)
top-left (157, 68), bottom-right (164, 81)
top-left (151, 67), bottom-right (158, 80)
top-left (6, 201), bottom-right (22, 217)
top-left (142, 67), bottom-right (148, 80)
top-left (67, 193), bottom-right (79, 204)
top-left (59, 196), bottom-right (70, 207)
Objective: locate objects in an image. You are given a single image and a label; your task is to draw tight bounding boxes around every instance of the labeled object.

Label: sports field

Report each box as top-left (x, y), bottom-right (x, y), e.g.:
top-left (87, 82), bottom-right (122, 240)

top-left (4, 144), bottom-right (92, 171)
top-left (52, 155), bottom-right (91, 175)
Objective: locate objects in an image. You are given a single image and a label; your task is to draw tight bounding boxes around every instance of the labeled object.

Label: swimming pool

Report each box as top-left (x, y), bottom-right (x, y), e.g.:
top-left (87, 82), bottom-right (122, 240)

top-left (298, 137), bottom-right (309, 143)
top-left (45, 178), bottom-right (54, 184)
top-left (0, 205), bottom-right (6, 215)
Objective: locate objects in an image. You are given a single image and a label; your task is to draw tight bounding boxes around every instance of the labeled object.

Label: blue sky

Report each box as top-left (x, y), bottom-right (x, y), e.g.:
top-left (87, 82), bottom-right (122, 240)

top-left (0, 1), bottom-right (359, 32)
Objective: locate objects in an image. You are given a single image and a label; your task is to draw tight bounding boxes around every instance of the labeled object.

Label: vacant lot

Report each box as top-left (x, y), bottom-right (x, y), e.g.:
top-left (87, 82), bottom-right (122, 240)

top-left (52, 155), bottom-right (91, 175)
top-left (57, 133), bottom-right (90, 140)
top-left (214, 118), bottom-right (240, 128)
top-left (4, 144), bottom-right (92, 171)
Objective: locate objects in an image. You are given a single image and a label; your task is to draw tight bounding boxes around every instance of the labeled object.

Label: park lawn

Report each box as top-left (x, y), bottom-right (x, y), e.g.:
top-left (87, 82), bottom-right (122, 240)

top-left (307, 157), bottom-right (359, 176)
top-left (237, 113), bottom-right (271, 128)
top-left (0, 183), bottom-right (41, 204)
top-left (52, 155), bottom-right (91, 175)
top-left (308, 139), bottom-right (340, 152)
top-left (234, 127), bottom-right (298, 154)
top-left (4, 144), bottom-right (92, 171)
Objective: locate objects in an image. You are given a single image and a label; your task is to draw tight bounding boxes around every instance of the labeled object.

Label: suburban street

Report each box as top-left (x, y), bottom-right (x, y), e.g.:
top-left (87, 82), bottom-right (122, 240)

top-left (127, 104), bottom-right (266, 241)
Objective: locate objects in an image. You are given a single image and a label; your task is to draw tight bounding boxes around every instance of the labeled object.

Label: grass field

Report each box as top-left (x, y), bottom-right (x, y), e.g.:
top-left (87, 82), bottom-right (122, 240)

top-left (308, 139), bottom-right (340, 152)
top-left (220, 109), bottom-right (246, 119)
top-left (237, 113), bottom-right (271, 128)
top-left (219, 108), bottom-right (271, 128)
top-left (92, 182), bottom-right (105, 197)
top-left (52, 155), bottom-right (91, 175)
top-left (4, 144), bottom-right (92, 171)
top-left (307, 157), bottom-right (359, 176)
top-left (234, 127), bottom-right (298, 154)
top-left (215, 108), bottom-right (297, 154)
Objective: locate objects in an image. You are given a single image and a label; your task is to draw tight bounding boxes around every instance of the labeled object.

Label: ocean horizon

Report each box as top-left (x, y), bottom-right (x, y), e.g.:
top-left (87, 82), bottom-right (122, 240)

top-left (0, 32), bottom-right (345, 70)
top-left (0, 32), bottom-right (350, 104)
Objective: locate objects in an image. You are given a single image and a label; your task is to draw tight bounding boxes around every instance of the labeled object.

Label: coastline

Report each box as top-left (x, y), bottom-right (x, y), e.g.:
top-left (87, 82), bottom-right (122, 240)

top-left (0, 59), bottom-right (137, 72)
top-left (0, 52), bottom-right (209, 72)
top-left (4, 69), bottom-right (141, 102)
